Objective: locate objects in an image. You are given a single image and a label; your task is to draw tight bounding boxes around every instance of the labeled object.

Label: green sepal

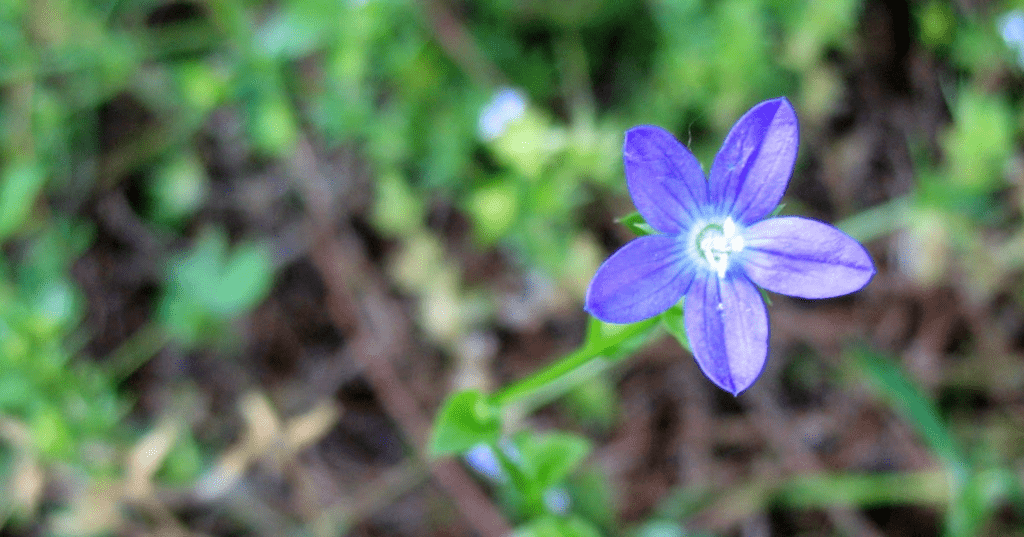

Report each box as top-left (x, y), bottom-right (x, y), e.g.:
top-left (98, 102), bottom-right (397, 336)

top-left (659, 303), bottom-right (691, 352)
top-left (617, 211), bottom-right (657, 236)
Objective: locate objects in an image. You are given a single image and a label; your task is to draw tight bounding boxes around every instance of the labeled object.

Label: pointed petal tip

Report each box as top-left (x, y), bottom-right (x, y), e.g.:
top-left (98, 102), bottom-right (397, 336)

top-left (729, 380), bottom-right (754, 397)
top-left (685, 275), bottom-right (769, 396)
top-left (699, 357), bottom-right (765, 396)
top-left (622, 124), bottom-right (709, 234)
top-left (705, 370), bottom-right (756, 396)
top-left (744, 217), bottom-right (876, 299)
top-left (713, 366), bottom-right (761, 396)
top-left (763, 95), bottom-right (795, 112)
top-left (624, 124), bottom-right (665, 138)
top-left (742, 97), bottom-right (798, 130)
top-left (711, 97), bottom-right (800, 224)
top-left (751, 97), bottom-right (797, 122)
top-left (623, 125), bottom-right (676, 156)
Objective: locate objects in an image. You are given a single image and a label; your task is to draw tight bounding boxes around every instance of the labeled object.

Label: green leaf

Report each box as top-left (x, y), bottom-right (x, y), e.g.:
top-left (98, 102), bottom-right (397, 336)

top-left (168, 229), bottom-right (274, 317)
top-left (852, 348), bottom-right (967, 474)
top-left (945, 468), bottom-right (1018, 537)
top-left (564, 377), bottom-right (619, 432)
top-left (777, 470), bottom-right (949, 508)
top-left (429, 390), bottom-right (501, 457)
top-left (567, 469), bottom-right (617, 531)
top-left (371, 169), bottom-right (426, 236)
top-left (516, 515), bottom-right (603, 537)
top-left (211, 240), bottom-right (274, 315)
top-left (515, 431), bottom-right (591, 489)
top-left (659, 303), bottom-right (691, 352)
top-left (943, 88), bottom-right (1013, 193)
top-left (158, 429), bottom-right (204, 485)
top-left (630, 520), bottom-right (685, 537)
top-left (158, 228), bottom-right (274, 349)
top-left (617, 211), bottom-right (657, 236)
top-left (148, 151), bottom-right (209, 226)
top-left (0, 162), bottom-right (46, 241)
top-left (467, 179), bottom-right (520, 245)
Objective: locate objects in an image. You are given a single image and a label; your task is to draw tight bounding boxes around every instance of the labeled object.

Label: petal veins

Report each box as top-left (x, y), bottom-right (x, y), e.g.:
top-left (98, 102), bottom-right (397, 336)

top-left (709, 98), bottom-right (798, 224)
top-left (585, 235), bottom-right (695, 324)
top-left (743, 216), bottom-right (875, 298)
top-left (684, 273), bottom-right (769, 395)
top-left (624, 126), bottom-right (710, 234)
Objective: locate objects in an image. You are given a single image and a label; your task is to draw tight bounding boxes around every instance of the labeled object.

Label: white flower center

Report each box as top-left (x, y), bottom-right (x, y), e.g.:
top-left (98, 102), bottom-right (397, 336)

top-left (695, 217), bottom-right (744, 279)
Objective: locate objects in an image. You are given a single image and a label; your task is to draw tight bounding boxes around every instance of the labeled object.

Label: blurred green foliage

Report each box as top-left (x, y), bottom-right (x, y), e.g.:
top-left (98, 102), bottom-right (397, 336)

top-left (158, 227), bottom-right (273, 349)
top-left (0, 220), bottom-right (123, 464)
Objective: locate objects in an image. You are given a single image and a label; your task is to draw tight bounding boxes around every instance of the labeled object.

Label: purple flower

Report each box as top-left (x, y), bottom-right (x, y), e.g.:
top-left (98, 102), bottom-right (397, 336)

top-left (585, 98), bottom-right (875, 395)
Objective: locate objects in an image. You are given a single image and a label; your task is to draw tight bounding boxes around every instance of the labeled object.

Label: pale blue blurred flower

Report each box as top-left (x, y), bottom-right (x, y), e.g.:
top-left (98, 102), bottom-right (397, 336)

top-left (464, 443), bottom-right (505, 482)
top-left (542, 487), bottom-right (571, 514)
top-left (478, 87), bottom-right (527, 140)
top-left (999, 10), bottom-right (1024, 67)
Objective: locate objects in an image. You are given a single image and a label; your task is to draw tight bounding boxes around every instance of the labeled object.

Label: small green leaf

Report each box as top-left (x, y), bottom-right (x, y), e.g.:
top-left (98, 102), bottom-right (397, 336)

top-left (568, 469), bottom-right (616, 531)
top-left (467, 179), bottom-right (519, 244)
top-left (168, 229), bottom-right (274, 316)
top-left (630, 520), bottom-right (685, 537)
top-left (158, 429), bottom-right (204, 485)
top-left (617, 212), bottom-right (657, 236)
top-left (946, 471), bottom-right (992, 537)
top-left (211, 241), bottom-right (274, 315)
top-left (659, 304), bottom-right (691, 352)
top-left (148, 151), bottom-right (209, 226)
top-left (943, 88), bottom-right (1013, 192)
top-left (0, 162), bottom-right (46, 241)
top-left (250, 94), bottom-right (298, 156)
top-left (371, 169), bottom-right (425, 236)
top-left (564, 377), bottom-right (618, 432)
top-left (429, 390), bottom-right (501, 457)
top-left (515, 431), bottom-right (591, 489)
top-left (516, 515), bottom-right (603, 537)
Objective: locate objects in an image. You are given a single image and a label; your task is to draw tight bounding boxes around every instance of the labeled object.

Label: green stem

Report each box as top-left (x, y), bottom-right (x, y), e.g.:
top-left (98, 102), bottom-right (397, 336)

top-left (489, 317), bottom-right (658, 408)
top-left (107, 323), bottom-right (171, 381)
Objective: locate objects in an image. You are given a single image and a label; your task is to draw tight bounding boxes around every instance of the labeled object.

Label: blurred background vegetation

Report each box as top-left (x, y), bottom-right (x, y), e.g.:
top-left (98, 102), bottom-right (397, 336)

top-left (3, 0), bottom-right (1024, 535)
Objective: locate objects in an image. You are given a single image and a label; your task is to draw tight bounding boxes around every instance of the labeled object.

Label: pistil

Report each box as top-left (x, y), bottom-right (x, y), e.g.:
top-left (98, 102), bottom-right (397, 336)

top-left (695, 217), bottom-right (744, 278)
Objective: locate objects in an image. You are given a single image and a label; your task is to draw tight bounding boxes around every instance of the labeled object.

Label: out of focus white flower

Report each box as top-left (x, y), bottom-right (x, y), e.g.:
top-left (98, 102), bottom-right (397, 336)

top-left (464, 443), bottom-right (505, 482)
top-left (542, 487), bottom-right (571, 514)
top-left (999, 10), bottom-right (1024, 67)
top-left (478, 87), bottom-right (527, 140)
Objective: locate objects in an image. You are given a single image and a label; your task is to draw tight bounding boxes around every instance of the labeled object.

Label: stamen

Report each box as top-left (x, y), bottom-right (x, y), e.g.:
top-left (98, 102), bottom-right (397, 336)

top-left (695, 217), bottom-right (744, 278)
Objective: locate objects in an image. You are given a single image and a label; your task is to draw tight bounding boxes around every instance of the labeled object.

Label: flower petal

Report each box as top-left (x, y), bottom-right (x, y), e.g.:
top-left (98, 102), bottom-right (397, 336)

top-left (624, 125), bottom-right (709, 234)
top-left (743, 216), bottom-right (875, 298)
top-left (585, 235), bottom-right (694, 324)
top-left (684, 273), bottom-right (768, 395)
top-left (709, 98), bottom-right (799, 223)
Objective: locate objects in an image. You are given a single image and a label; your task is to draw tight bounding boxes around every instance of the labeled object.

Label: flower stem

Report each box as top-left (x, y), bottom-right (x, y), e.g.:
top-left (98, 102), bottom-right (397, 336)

top-left (489, 317), bottom-right (659, 409)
